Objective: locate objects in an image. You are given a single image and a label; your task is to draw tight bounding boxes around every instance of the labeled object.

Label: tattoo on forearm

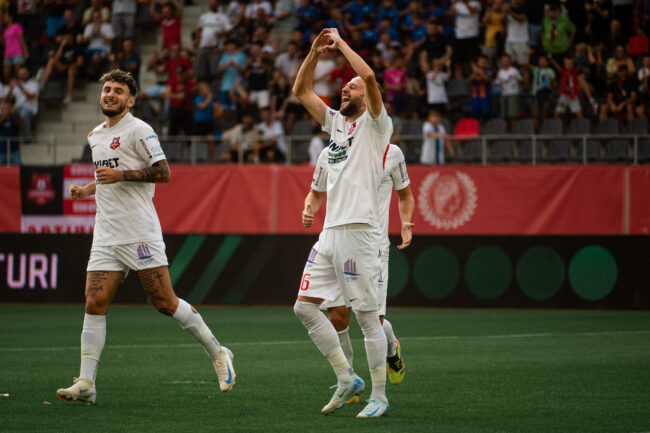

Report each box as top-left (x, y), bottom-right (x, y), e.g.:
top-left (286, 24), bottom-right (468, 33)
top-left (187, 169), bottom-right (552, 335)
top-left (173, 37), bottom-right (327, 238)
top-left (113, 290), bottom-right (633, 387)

top-left (123, 160), bottom-right (170, 183)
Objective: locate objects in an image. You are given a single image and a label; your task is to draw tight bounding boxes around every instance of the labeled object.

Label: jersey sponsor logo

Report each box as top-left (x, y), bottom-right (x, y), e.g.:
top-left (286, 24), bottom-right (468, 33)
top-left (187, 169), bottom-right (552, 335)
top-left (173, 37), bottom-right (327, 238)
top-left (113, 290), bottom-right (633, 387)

top-left (328, 137), bottom-right (353, 164)
top-left (139, 138), bottom-right (153, 159)
top-left (27, 174), bottom-right (56, 205)
top-left (312, 166), bottom-right (324, 186)
top-left (398, 160), bottom-right (409, 183)
top-left (110, 137), bottom-right (121, 150)
top-left (145, 134), bottom-right (158, 141)
top-left (343, 258), bottom-right (360, 282)
top-left (136, 243), bottom-right (154, 265)
top-left (94, 158), bottom-right (119, 169)
top-left (418, 171), bottom-right (477, 230)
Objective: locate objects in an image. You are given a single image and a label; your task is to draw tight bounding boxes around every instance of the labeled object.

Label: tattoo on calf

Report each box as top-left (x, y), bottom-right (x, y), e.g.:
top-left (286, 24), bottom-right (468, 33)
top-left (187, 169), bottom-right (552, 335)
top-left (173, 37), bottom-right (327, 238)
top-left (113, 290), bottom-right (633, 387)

top-left (123, 160), bottom-right (170, 183)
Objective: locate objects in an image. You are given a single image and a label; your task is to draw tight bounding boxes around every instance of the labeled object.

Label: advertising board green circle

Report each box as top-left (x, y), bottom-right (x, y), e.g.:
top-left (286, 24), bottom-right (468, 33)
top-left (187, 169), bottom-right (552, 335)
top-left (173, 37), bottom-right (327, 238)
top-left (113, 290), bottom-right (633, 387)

top-left (387, 247), bottom-right (408, 298)
top-left (465, 246), bottom-right (512, 300)
top-left (568, 246), bottom-right (618, 301)
top-left (413, 246), bottom-right (459, 300)
top-left (516, 246), bottom-right (565, 301)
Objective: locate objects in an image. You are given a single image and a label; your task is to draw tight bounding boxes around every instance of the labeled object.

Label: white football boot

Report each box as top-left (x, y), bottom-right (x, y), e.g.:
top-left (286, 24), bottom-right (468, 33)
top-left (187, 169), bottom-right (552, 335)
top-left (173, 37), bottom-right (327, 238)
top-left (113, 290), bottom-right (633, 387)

top-left (213, 346), bottom-right (236, 392)
top-left (322, 375), bottom-right (365, 415)
top-left (56, 377), bottom-right (97, 405)
top-left (356, 397), bottom-right (390, 418)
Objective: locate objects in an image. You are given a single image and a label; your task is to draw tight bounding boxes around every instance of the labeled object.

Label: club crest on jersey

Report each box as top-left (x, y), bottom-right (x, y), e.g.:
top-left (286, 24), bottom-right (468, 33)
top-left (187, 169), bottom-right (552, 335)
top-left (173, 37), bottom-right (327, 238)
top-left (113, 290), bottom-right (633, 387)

top-left (110, 137), bottom-right (121, 150)
top-left (343, 259), bottom-right (360, 282)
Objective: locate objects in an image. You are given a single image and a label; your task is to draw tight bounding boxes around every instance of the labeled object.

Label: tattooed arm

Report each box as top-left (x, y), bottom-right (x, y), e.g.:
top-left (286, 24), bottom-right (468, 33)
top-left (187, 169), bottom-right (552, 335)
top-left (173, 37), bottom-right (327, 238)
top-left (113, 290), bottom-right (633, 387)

top-left (95, 160), bottom-right (171, 184)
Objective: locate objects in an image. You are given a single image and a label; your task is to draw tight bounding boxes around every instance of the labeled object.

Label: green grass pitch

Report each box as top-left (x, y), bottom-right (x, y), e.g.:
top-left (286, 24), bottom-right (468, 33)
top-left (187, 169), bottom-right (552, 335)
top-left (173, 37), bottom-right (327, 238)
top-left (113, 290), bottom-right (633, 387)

top-left (1, 305), bottom-right (649, 433)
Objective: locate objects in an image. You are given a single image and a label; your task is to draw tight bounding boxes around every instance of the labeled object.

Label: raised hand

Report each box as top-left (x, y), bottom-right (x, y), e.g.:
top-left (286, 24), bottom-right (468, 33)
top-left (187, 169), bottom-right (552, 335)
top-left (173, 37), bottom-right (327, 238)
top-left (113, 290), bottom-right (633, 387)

top-left (322, 28), bottom-right (343, 50)
top-left (310, 29), bottom-right (332, 55)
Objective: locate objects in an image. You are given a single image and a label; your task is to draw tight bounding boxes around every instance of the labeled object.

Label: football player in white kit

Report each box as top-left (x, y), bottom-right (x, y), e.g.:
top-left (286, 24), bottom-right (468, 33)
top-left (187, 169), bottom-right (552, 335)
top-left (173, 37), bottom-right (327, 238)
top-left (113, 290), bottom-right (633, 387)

top-left (292, 28), bottom-right (393, 418)
top-left (56, 70), bottom-right (235, 404)
top-left (309, 144), bottom-right (414, 391)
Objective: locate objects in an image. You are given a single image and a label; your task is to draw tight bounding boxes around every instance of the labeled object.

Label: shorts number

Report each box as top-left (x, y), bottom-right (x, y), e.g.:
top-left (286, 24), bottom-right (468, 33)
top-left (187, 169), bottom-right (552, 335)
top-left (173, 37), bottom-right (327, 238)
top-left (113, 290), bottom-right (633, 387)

top-left (300, 273), bottom-right (311, 291)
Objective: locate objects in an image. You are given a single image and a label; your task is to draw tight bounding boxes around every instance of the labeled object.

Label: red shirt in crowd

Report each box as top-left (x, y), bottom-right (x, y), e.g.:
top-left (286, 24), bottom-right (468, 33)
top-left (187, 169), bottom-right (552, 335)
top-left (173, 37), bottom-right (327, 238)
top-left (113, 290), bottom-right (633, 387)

top-left (160, 16), bottom-right (181, 47)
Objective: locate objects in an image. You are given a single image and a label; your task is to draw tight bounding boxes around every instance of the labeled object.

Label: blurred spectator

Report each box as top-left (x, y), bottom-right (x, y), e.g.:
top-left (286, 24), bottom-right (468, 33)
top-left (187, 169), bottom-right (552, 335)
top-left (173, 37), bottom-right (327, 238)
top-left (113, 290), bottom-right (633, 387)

top-left (111, 0), bottom-right (138, 43)
top-left (636, 55), bottom-right (650, 119)
top-left (526, 0), bottom-right (545, 48)
top-left (164, 43), bottom-right (192, 84)
top-left (79, 10), bottom-right (115, 79)
top-left (217, 38), bottom-right (247, 111)
top-left (222, 0), bottom-right (245, 29)
top-left (3, 11), bottom-right (29, 82)
top-left (421, 110), bottom-right (453, 164)
top-left (384, 55), bottom-right (408, 115)
top-left (245, 0), bottom-right (272, 24)
top-left (16, 0), bottom-right (39, 49)
top-left (61, 8), bottom-right (83, 38)
top-left (377, 0), bottom-right (399, 29)
top-left (542, 3), bottom-right (576, 64)
top-left (330, 53), bottom-right (355, 109)
top-left (43, 30), bottom-right (84, 105)
top-left (44, 0), bottom-right (76, 40)
top-left (612, 0), bottom-right (634, 37)
top-left (495, 54), bottom-right (522, 128)
top-left (246, 41), bottom-right (273, 109)
top-left (323, 8), bottom-right (346, 35)
top-left (552, 56), bottom-right (583, 119)
top-left (150, 0), bottom-right (182, 48)
top-left (530, 54), bottom-right (557, 129)
top-left (252, 26), bottom-right (279, 59)
top-left (194, 0), bottom-right (232, 82)
top-left (295, 0), bottom-right (321, 31)
top-left (272, 0), bottom-right (298, 45)
top-left (221, 111), bottom-right (259, 162)
top-left (142, 46), bottom-right (170, 100)
top-left (274, 41), bottom-right (300, 78)
top-left (600, 64), bottom-right (637, 121)
top-left (605, 45), bottom-right (635, 80)
top-left (82, 0), bottom-right (110, 26)
top-left (481, 0), bottom-right (506, 61)
top-left (0, 96), bottom-right (21, 165)
top-left (313, 52), bottom-right (336, 107)
top-left (419, 20), bottom-right (452, 62)
top-left (269, 68), bottom-right (291, 118)
top-left (108, 39), bottom-right (141, 85)
top-left (308, 126), bottom-right (326, 166)
top-left (425, 58), bottom-right (450, 114)
top-left (344, 0), bottom-right (376, 31)
top-left (9, 66), bottom-right (38, 139)
top-left (165, 65), bottom-right (195, 136)
top-left (585, 0), bottom-right (611, 46)
top-left (256, 107), bottom-right (286, 162)
top-left (469, 55), bottom-right (492, 119)
top-left (449, 0), bottom-right (481, 77)
top-left (602, 19), bottom-right (626, 55)
top-left (376, 16), bottom-right (398, 42)
top-left (409, 13), bottom-right (427, 44)
top-left (193, 81), bottom-right (216, 156)
top-left (505, 0), bottom-right (529, 66)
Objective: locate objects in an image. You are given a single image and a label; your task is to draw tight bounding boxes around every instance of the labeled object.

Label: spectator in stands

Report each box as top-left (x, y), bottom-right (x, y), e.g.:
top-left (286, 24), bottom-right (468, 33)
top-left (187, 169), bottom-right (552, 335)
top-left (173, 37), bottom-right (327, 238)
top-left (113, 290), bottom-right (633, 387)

top-left (274, 41), bottom-right (300, 78)
top-left (469, 54), bottom-right (492, 120)
top-left (425, 57), bottom-right (450, 114)
top-left (376, 31), bottom-right (398, 63)
top-left (9, 66), bottom-right (38, 139)
top-left (194, 0), bottom-right (232, 82)
top-left (312, 51), bottom-right (336, 107)
top-left (323, 7), bottom-right (346, 35)
top-left (612, 0), bottom-right (634, 37)
top-left (0, 96), bottom-right (21, 164)
top-left (165, 64), bottom-right (195, 136)
top-left (108, 39), bottom-right (141, 85)
top-left (481, 0), bottom-right (506, 62)
top-left (495, 53), bottom-right (522, 129)
top-left (61, 8), bottom-right (83, 38)
top-left (111, 0), bottom-right (138, 45)
top-left (530, 54), bottom-right (557, 130)
top-left (600, 64), bottom-right (637, 121)
top-left (418, 19), bottom-right (452, 63)
top-left (308, 125), bottom-right (326, 166)
top-left (271, 0), bottom-right (298, 44)
top-left (164, 43), bottom-right (192, 84)
top-left (409, 13), bottom-right (427, 44)
top-left (505, 0), bottom-right (529, 66)
top-left (449, 0), bottom-right (481, 77)
top-left (553, 56), bottom-right (584, 119)
top-left (42, 30), bottom-right (84, 105)
top-left (542, 2), bottom-right (576, 65)
top-left (384, 54), bottom-right (408, 115)
top-left (246, 41), bottom-right (273, 109)
top-left (222, 0), bottom-right (245, 32)
top-left (217, 38), bottom-right (246, 111)
top-left (221, 111), bottom-right (259, 163)
top-left (79, 10), bottom-right (115, 79)
top-left (256, 107), bottom-right (286, 162)
top-left (295, 0), bottom-right (321, 31)
top-left (3, 11), bottom-right (29, 83)
top-left (15, 0), bottom-right (39, 50)
top-left (269, 68), bottom-right (291, 119)
top-left (526, 0), bottom-right (545, 48)
top-left (421, 109), bottom-right (453, 164)
top-left (605, 45), bottom-right (635, 80)
top-left (602, 19), bottom-right (626, 55)
top-left (82, 0), bottom-right (110, 26)
top-left (636, 55), bottom-right (650, 119)
top-left (150, 0), bottom-right (182, 48)
top-left (193, 81), bottom-right (217, 156)
top-left (343, 0), bottom-right (376, 32)
top-left (585, 0), bottom-right (611, 46)
top-left (330, 53), bottom-right (355, 109)
top-left (245, 0), bottom-right (272, 25)
top-left (279, 69), bottom-right (306, 134)
top-left (142, 46), bottom-right (170, 101)
top-left (44, 0), bottom-right (74, 40)
top-left (252, 26), bottom-right (279, 60)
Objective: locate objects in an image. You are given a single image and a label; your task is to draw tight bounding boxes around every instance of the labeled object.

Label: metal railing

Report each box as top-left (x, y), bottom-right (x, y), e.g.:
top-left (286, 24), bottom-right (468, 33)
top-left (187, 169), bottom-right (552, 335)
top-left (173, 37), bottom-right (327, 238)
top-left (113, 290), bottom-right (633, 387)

top-left (4, 133), bottom-right (650, 166)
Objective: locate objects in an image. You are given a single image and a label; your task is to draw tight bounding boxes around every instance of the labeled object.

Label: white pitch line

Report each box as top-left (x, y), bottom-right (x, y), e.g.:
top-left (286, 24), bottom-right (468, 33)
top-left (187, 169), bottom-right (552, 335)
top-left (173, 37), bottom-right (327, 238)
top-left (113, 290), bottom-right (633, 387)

top-left (1, 330), bottom-right (648, 353)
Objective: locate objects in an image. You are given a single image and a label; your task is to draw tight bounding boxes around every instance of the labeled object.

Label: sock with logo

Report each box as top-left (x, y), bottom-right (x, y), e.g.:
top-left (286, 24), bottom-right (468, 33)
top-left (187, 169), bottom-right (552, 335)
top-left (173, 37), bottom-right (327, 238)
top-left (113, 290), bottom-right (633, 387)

top-left (172, 299), bottom-right (221, 358)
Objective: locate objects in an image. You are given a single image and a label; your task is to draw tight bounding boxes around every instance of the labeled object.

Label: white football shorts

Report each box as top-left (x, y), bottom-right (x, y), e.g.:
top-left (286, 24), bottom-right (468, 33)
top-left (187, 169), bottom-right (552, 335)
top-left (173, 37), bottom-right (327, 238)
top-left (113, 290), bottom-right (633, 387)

top-left (298, 224), bottom-right (382, 312)
top-left (87, 240), bottom-right (169, 277)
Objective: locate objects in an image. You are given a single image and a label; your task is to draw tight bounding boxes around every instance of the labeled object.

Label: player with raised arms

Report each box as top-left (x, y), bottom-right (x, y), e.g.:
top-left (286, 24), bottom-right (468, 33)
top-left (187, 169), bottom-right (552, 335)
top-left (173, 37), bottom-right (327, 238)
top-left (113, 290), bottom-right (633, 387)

top-left (308, 143), bottom-right (414, 390)
top-left (292, 28), bottom-right (393, 418)
top-left (57, 69), bottom-right (235, 404)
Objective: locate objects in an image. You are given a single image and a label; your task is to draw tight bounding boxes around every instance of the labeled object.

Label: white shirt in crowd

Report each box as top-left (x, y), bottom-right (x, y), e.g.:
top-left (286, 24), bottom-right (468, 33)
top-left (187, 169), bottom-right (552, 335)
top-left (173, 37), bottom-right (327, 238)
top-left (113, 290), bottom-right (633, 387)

top-left (309, 134), bottom-right (325, 166)
top-left (257, 120), bottom-right (287, 155)
top-left (426, 71), bottom-right (449, 104)
top-left (421, 121), bottom-right (446, 165)
top-left (454, 1), bottom-right (481, 39)
top-left (112, 0), bottom-right (137, 15)
top-left (12, 79), bottom-right (39, 115)
top-left (197, 10), bottom-right (232, 49)
top-left (496, 66), bottom-right (522, 95)
top-left (83, 22), bottom-right (115, 55)
top-left (638, 67), bottom-right (650, 91)
top-left (245, 0), bottom-right (272, 19)
top-left (274, 52), bottom-right (299, 78)
top-left (88, 113), bottom-right (166, 246)
top-left (506, 10), bottom-right (529, 43)
top-left (313, 57), bottom-right (336, 98)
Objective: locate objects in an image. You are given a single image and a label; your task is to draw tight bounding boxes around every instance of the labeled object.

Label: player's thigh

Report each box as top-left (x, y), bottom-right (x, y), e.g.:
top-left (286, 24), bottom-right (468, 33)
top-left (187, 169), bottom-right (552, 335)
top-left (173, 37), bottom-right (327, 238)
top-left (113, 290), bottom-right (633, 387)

top-left (137, 266), bottom-right (178, 315)
top-left (84, 270), bottom-right (123, 313)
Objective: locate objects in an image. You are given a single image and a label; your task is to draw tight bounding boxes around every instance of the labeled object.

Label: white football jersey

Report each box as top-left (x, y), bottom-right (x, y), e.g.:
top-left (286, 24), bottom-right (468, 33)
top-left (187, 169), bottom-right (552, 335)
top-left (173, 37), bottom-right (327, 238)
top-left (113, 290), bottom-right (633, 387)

top-left (88, 112), bottom-right (166, 247)
top-left (312, 144), bottom-right (410, 248)
top-left (318, 105), bottom-right (393, 228)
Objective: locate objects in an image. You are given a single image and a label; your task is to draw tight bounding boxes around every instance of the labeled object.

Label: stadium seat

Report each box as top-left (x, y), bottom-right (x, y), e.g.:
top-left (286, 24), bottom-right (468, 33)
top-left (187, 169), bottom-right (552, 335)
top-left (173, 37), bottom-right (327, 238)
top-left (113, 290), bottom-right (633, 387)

top-left (513, 118), bottom-right (535, 135)
top-left (585, 119), bottom-right (621, 162)
top-left (489, 141), bottom-right (514, 162)
top-left (546, 140), bottom-right (571, 162)
top-left (482, 118), bottom-right (507, 135)
top-left (402, 118), bottom-right (423, 136)
top-left (638, 140), bottom-right (650, 163)
top-left (459, 140), bottom-right (483, 163)
top-left (289, 119), bottom-right (314, 163)
top-left (628, 118), bottom-right (648, 134)
top-left (447, 78), bottom-right (471, 113)
top-left (512, 118), bottom-right (538, 162)
top-left (162, 140), bottom-right (182, 162)
top-left (454, 118), bottom-right (479, 136)
top-left (603, 140), bottom-right (629, 162)
top-left (454, 118), bottom-right (481, 162)
top-left (569, 118), bottom-right (595, 161)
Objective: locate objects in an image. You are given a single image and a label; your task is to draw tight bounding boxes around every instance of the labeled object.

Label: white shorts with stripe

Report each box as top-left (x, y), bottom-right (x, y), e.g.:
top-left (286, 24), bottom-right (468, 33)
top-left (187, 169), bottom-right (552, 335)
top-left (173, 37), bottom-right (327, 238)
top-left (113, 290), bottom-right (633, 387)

top-left (298, 225), bottom-right (382, 312)
top-left (87, 240), bottom-right (169, 277)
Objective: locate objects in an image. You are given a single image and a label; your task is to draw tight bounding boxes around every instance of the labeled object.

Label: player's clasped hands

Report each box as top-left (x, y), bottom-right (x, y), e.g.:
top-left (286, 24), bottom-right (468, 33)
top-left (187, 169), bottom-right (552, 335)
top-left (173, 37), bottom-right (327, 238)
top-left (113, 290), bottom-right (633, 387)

top-left (311, 28), bottom-right (344, 54)
top-left (95, 167), bottom-right (123, 184)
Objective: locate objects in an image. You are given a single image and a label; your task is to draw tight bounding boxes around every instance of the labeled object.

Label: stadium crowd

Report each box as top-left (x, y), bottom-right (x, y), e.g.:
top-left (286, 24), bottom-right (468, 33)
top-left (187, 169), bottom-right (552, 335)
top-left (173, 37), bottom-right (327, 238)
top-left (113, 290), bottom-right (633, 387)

top-left (1, 0), bottom-right (650, 164)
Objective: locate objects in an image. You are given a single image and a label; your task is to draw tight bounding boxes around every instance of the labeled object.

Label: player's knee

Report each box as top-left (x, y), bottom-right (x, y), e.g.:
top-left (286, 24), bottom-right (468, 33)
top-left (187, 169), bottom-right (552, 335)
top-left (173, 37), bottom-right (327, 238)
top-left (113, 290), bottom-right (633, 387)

top-left (85, 294), bottom-right (109, 315)
top-left (328, 307), bottom-right (350, 331)
top-left (152, 297), bottom-right (178, 316)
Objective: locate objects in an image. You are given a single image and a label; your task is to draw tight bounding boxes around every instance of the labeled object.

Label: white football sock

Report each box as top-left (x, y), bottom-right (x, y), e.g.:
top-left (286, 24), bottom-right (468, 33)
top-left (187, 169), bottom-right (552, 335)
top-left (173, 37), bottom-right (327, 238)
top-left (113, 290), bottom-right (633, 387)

top-left (173, 299), bottom-right (221, 358)
top-left (294, 301), bottom-right (353, 383)
top-left (354, 310), bottom-right (387, 401)
top-left (382, 319), bottom-right (398, 357)
top-left (337, 328), bottom-right (354, 371)
top-left (80, 313), bottom-right (106, 381)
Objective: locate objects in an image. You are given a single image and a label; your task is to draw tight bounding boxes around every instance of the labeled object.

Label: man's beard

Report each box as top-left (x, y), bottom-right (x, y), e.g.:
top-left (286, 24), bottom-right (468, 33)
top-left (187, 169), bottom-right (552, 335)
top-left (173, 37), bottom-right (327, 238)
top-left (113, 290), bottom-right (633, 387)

top-left (101, 101), bottom-right (127, 117)
top-left (340, 97), bottom-right (362, 117)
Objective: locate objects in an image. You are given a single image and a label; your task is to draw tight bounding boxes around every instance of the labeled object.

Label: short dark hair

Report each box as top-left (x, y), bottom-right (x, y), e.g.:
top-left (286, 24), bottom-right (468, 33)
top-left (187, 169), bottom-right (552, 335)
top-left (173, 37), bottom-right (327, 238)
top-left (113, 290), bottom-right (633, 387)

top-left (99, 69), bottom-right (138, 97)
